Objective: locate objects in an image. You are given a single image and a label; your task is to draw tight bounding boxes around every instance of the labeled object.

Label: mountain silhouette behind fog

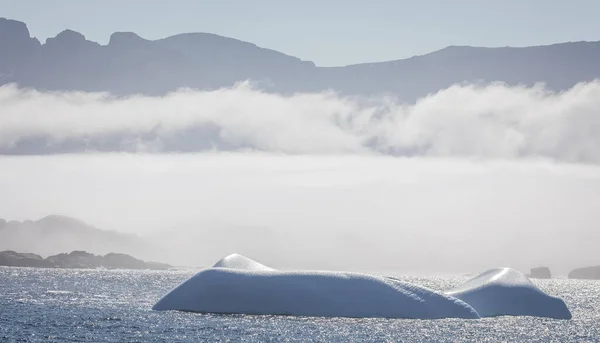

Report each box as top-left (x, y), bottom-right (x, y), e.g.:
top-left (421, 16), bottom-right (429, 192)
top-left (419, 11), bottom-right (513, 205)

top-left (0, 214), bottom-right (386, 270)
top-left (2, 213), bottom-right (592, 275)
top-left (0, 215), bottom-right (155, 259)
top-left (2, 17), bottom-right (600, 101)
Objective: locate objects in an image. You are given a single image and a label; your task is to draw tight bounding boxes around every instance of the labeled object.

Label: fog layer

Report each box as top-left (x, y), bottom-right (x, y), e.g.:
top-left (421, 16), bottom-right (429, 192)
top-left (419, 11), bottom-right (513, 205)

top-left (1, 154), bottom-right (598, 275)
top-left (1, 81), bottom-right (600, 163)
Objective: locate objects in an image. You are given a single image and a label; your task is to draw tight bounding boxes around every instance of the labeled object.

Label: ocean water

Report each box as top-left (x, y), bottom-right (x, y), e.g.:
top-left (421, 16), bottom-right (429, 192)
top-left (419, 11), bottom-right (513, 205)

top-left (0, 267), bottom-right (598, 342)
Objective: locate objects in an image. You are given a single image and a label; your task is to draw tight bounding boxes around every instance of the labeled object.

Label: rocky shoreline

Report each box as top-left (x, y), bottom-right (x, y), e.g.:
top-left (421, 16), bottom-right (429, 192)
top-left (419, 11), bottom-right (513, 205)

top-left (0, 250), bottom-right (172, 270)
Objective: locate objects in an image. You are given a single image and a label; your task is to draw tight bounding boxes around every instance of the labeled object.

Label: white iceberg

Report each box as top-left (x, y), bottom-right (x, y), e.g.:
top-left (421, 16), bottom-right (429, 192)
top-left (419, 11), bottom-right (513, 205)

top-left (153, 254), bottom-right (571, 320)
top-left (446, 268), bottom-right (571, 319)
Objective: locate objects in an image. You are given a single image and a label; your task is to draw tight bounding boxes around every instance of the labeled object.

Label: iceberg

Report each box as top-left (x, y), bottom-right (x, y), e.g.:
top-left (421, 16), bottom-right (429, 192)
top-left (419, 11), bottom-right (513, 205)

top-left (446, 268), bottom-right (571, 319)
top-left (153, 254), bottom-right (571, 320)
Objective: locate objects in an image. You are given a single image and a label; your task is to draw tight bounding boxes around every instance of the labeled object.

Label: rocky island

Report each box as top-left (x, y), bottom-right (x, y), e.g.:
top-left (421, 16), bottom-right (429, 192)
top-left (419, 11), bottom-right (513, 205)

top-left (568, 266), bottom-right (600, 280)
top-left (526, 267), bottom-right (552, 279)
top-left (0, 250), bottom-right (172, 270)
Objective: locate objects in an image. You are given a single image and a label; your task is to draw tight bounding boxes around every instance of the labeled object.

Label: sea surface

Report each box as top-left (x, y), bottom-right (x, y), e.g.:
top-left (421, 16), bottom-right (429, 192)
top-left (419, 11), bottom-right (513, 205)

top-left (0, 267), bottom-right (598, 342)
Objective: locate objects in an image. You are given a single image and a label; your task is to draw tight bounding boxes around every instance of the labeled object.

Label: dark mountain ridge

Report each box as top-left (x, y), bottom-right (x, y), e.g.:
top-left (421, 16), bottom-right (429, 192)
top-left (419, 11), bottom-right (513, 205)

top-left (2, 17), bottom-right (600, 101)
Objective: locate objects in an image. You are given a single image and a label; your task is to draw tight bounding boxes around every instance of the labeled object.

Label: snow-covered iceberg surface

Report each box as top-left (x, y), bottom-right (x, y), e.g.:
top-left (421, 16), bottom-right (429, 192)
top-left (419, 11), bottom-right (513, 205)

top-left (153, 254), bottom-right (478, 319)
top-left (153, 254), bottom-right (571, 320)
top-left (212, 253), bottom-right (275, 271)
top-left (446, 268), bottom-right (571, 319)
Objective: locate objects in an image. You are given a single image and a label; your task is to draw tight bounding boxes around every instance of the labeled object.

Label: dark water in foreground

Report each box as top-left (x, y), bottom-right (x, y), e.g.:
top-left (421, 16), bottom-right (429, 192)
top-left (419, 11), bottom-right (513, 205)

top-left (0, 267), bottom-right (598, 342)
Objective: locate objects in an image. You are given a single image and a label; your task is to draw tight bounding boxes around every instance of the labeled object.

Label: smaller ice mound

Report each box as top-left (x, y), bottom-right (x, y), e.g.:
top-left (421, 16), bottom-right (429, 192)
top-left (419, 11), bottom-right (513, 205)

top-left (212, 254), bottom-right (275, 271)
top-left (153, 255), bottom-right (478, 319)
top-left (446, 268), bottom-right (572, 319)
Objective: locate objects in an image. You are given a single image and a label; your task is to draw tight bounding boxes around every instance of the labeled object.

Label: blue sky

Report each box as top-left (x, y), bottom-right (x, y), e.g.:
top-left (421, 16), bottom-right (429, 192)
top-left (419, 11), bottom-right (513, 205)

top-left (2, 0), bottom-right (600, 66)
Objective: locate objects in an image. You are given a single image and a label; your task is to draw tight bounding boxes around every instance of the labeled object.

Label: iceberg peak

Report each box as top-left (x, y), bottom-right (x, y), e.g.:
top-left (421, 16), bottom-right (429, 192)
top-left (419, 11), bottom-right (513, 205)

top-left (212, 254), bottom-right (275, 271)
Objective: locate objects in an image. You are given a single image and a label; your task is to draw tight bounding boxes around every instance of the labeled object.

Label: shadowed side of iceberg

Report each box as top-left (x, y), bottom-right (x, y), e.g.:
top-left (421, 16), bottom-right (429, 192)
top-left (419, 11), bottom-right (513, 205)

top-left (152, 263), bottom-right (479, 319)
top-left (446, 268), bottom-right (572, 319)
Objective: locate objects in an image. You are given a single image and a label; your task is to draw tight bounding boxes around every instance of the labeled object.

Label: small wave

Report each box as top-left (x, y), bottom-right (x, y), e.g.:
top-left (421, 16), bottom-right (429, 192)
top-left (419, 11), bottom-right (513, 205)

top-left (15, 298), bottom-right (38, 304)
top-left (46, 290), bottom-right (73, 295)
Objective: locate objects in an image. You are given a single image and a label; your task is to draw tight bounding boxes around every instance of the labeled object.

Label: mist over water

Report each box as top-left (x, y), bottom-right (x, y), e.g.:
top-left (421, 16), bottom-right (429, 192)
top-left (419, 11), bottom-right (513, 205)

top-left (1, 82), bottom-right (600, 274)
top-left (1, 153), bottom-right (599, 275)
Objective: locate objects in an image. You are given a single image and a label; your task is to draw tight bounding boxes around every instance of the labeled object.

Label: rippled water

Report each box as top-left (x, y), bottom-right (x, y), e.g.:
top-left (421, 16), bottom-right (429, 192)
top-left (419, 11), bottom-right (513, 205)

top-left (0, 267), bottom-right (598, 342)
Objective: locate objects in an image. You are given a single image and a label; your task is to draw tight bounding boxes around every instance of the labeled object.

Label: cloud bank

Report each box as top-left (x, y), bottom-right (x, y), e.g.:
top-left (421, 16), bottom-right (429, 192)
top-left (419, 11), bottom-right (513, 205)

top-left (2, 81), bottom-right (600, 273)
top-left (1, 81), bottom-right (600, 162)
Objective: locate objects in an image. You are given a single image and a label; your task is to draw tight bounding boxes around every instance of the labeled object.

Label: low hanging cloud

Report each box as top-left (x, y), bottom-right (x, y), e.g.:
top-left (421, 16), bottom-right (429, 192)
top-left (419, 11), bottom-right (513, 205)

top-left (1, 153), bottom-right (600, 273)
top-left (1, 81), bottom-right (600, 162)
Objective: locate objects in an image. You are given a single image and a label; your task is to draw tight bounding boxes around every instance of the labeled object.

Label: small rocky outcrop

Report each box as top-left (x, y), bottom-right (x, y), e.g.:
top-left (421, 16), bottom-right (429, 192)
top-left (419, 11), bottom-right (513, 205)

top-left (0, 250), bottom-right (172, 270)
top-left (527, 267), bottom-right (552, 279)
top-left (0, 250), bottom-right (54, 268)
top-left (102, 252), bottom-right (147, 269)
top-left (99, 252), bottom-right (170, 270)
top-left (46, 250), bottom-right (103, 269)
top-left (568, 266), bottom-right (600, 280)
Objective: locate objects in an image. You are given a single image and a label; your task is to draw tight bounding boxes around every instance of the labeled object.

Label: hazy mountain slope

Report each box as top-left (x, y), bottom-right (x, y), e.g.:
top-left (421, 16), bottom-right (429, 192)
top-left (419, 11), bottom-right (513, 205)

top-left (322, 43), bottom-right (600, 99)
top-left (0, 215), bottom-right (154, 258)
top-left (0, 215), bottom-right (375, 269)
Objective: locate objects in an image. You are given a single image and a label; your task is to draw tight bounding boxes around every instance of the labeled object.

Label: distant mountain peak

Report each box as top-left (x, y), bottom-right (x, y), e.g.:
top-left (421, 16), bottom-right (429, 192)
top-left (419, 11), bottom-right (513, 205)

top-left (108, 31), bottom-right (151, 47)
top-left (0, 17), bottom-right (31, 40)
top-left (44, 29), bottom-right (101, 49)
top-left (35, 214), bottom-right (90, 228)
top-left (0, 17), bottom-right (41, 58)
top-left (159, 32), bottom-right (252, 44)
top-left (50, 29), bottom-right (86, 43)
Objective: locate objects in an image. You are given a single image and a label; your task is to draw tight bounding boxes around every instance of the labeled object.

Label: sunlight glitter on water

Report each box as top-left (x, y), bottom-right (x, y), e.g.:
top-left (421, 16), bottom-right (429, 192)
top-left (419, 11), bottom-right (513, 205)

top-left (0, 267), bottom-right (598, 342)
